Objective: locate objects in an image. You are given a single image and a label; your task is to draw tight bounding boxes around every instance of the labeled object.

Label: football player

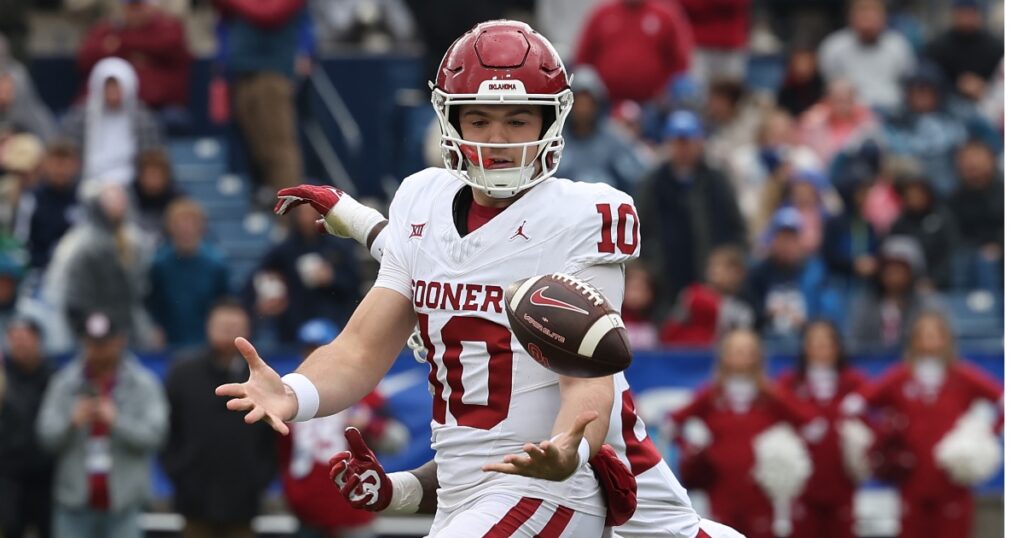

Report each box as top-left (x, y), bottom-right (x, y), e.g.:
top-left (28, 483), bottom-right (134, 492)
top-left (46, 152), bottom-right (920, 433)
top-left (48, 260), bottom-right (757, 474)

top-left (273, 21), bottom-right (744, 538)
top-left (223, 20), bottom-right (737, 537)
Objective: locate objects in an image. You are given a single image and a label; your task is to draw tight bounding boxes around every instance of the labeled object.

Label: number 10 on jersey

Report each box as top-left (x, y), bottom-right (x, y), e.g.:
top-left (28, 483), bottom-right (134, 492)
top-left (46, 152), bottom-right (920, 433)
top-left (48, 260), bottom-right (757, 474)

top-left (596, 203), bottom-right (639, 255)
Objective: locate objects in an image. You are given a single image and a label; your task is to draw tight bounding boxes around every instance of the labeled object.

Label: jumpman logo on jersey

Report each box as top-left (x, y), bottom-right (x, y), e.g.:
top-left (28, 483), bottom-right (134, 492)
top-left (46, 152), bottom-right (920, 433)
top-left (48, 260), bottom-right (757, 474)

top-left (510, 220), bottom-right (530, 241)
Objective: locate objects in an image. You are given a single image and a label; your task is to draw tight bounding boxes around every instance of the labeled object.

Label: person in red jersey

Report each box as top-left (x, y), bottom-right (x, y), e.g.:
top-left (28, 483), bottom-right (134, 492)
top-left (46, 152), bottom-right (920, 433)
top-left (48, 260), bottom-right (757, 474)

top-left (776, 320), bottom-right (868, 538)
top-left (668, 329), bottom-right (814, 538)
top-left (850, 311), bottom-right (1002, 538)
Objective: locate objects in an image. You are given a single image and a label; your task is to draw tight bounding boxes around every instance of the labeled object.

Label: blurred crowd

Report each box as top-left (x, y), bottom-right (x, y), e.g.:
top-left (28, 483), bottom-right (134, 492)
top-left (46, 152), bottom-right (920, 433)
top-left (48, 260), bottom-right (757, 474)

top-left (0, 0), bottom-right (1006, 536)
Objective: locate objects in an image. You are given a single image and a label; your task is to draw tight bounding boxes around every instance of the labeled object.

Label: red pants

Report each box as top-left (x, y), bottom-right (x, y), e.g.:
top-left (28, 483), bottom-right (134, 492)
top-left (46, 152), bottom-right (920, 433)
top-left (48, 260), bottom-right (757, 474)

top-left (791, 498), bottom-right (854, 538)
top-left (900, 493), bottom-right (973, 538)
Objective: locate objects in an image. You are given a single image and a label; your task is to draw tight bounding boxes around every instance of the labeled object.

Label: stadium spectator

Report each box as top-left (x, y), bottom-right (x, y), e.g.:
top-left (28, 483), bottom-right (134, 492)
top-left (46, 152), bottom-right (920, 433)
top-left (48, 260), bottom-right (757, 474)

top-left (848, 236), bottom-right (943, 351)
top-left (620, 262), bottom-right (659, 350)
top-left (61, 58), bottom-right (163, 188)
top-left (890, 175), bottom-right (959, 290)
top-left (44, 184), bottom-right (156, 349)
top-left (0, 41), bottom-right (57, 141)
top-left (857, 312), bottom-right (1002, 538)
top-left (776, 44), bottom-right (825, 118)
top-left (882, 63), bottom-right (979, 197)
top-left (146, 199), bottom-right (229, 350)
top-left (822, 178), bottom-right (883, 291)
top-left (575, 0), bottom-right (694, 104)
top-left (660, 245), bottom-right (755, 346)
top-left (777, 320), bottom-right (867, 538)
top-left (161, 299), bottom-right (275, 538)
top-left (0, 239), bottom-right (27, 336)
top-left (667, 329), bottom-right (813, 538)
top-left (635, 110), bottom-right (745, 315)
top-left (675, 0), bottom-right (751, 87)
top-left (798, 79), bottom-right (878, 165)
top-left (130, 148), bottom-right (180, 248)
top-left (77, 0), bottom-right (192, 119)
top-left (818, 0), bottom-right (916, 111)
top-left (36, 310), bottom-right (168, 538)
top-left (923, 0), bottom-right (1003, 103)
top-left (246, 202), bottom-right (361, 345)
top-left (702, 78), bottom-right (762, 172)
top-left (948, 140), bottom-right (1002, 291)
top-left (725, 109), bottom-right (821, 233)
top-left (279, 318), bottom-right (407, 538)
top-left (745, 207), bottom-right (839, 339)
top-left (770, 169), bottom-right (832, 257)
top-left (0, 133), bottom-right (44, 232)
top-left (310, 0), bottom-right (418, 52)
top-left (215, 0), bottom-right (306, 203)
top-left (14, 139), bottom-right (81, 273)
top-left (0, 318), bottom-right (54, 538)
top-left (536, 0), bottom-right (603, 59)
top-left (558, 66), bottom-right (651, 192)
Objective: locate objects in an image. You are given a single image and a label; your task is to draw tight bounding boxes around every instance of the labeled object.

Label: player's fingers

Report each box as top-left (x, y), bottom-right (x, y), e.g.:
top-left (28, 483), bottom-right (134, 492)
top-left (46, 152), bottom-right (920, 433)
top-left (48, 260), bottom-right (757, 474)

top-left (243, 405), bottom-right (266, 424)
top-left (566, 410), bottom-right (599, 442)
top-left (315, 218), bottom-right (328, 235)
top-left (503, 453), bottom-right (533, 467)
top-left (523, 443), bottom-right (547, 460)
top-left (340, 476), bottom-right (363, 501)
top-left (538, 440), bottom-right (552, 451)
top-left (225, 397), bottom-right (254, 412)
top-left (329, 460), bottom-right (349, 484)
top-left (328, 451), bottom-right (353, 471)
top-left (344, 427), bottom-right (373, 457)
top-left (234, 337), bottom-right (266, 371)
top-left (482, 462), bottom-right (526, 475)
top-left (215, 383), bottom-right (246, 398)
top-left (264, 413), bottom-right (290, 436)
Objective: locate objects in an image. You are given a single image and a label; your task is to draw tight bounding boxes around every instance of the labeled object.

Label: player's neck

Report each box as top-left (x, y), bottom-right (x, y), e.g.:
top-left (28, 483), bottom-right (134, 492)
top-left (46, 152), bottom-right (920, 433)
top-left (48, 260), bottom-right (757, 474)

top-left (471, 187), bottom-right (528, 209)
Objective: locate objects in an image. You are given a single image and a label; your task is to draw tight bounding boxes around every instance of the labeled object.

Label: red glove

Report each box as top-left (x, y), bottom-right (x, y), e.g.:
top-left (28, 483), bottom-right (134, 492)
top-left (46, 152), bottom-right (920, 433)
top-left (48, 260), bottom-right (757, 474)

top-left (328, 427), bottom-right (393, 512)
top-left (589, 444), bottom-right (637, 527)
top-left (274, 184), bottom-right (344, 217)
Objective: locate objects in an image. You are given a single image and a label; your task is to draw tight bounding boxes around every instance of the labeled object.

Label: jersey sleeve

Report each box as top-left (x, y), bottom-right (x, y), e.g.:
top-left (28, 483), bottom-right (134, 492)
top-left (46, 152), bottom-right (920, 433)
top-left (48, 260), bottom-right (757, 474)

top-left (561, 185), bottom-right (641, 275)
top-left (371, 176), bottom-right (422, 299)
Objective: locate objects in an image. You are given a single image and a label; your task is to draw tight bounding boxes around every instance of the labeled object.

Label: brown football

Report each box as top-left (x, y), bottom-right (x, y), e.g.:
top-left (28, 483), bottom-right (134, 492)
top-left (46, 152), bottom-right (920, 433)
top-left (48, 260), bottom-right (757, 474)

top-left (505, 273), bottom-right (631, 378)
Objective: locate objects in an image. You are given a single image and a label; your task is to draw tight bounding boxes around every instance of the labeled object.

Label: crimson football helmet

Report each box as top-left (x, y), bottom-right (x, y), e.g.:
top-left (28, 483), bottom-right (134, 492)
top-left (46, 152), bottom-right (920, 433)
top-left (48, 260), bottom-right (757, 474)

top-left (430, 20), bottom-right (573, 198)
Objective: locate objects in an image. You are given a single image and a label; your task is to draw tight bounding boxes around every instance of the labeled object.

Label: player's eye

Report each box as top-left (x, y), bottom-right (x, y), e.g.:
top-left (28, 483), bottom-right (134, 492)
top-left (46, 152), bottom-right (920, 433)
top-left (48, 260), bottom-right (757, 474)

top-left (508, 119), bottom-right (527, 127)
top-left (470, 120), bottom-right (488, 128)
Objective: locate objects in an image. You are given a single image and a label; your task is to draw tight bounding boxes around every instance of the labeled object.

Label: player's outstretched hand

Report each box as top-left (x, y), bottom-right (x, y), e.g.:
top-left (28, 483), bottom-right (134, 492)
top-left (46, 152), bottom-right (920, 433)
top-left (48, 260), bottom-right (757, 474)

top-left (274, 184), bottom-right (344, 217)
top-left (328, 427), bottom-right (394, 511)
top-left (483, 410), bottom-right (598, 482)
top-left (214, 337), bottom-right (296, 435)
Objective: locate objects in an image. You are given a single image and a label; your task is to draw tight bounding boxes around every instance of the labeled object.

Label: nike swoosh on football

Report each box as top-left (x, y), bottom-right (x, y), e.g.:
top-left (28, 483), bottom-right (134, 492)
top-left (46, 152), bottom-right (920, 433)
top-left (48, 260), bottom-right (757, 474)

top-left (529, 286), bottom-right (589, 315)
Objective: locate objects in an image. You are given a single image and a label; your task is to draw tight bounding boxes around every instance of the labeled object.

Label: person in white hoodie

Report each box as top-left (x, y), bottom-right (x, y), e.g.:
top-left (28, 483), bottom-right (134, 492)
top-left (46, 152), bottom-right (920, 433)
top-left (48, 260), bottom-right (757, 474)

top-left (60, 57), bottom-right (162, 188)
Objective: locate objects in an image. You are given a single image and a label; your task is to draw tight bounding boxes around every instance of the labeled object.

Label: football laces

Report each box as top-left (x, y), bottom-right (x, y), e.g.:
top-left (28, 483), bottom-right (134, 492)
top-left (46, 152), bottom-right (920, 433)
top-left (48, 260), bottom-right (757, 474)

top-left (551, 273), bottom-right (604, 307)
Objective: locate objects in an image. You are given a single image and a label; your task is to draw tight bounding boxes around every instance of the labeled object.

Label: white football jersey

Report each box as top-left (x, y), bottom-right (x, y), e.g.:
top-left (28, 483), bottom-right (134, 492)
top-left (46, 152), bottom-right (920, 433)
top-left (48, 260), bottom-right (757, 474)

top-left (374, 168), bottom-right (641, 516)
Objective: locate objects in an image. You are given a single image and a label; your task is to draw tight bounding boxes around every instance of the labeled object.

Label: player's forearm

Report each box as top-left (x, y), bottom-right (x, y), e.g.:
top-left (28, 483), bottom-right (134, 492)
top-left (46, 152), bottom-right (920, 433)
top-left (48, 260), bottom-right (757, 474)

top-left (296, 289), bottom-right (416, 416)
top-left (555, 375), bottom-right (613, 460)
top-left (407, 460), bottom-right (439, 514)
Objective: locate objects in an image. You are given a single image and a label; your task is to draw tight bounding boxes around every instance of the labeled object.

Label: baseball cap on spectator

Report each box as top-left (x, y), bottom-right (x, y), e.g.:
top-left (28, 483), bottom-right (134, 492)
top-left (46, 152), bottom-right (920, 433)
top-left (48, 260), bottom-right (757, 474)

top-left (769, 207), bottom-right (804, 235)
top-left (880, 236), bottom-right (925, 276)
top-left (7, 315), bottom-right (42, 337)
top-left (904, 62), bottom-right (946, 91)
top-left (571, 65), bottom-right (608, 102)
top-left (82, 311), bottom-right (121, 341)
top-left (298, 318), bottom-right (340, 348)
top-left (663, 110), bottom-right (704, 140)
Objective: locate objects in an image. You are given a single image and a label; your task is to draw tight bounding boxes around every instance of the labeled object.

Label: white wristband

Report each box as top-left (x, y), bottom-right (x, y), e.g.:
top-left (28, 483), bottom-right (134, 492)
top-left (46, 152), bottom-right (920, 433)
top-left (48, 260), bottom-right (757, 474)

top-left (324, 193), bottom-right (387, 245)
top-left (383, 471), bottom-right (424, 514)
top-left (576, 438), bottom-right (592, 472)
top-left (281, 373), bottom-right (319, 422)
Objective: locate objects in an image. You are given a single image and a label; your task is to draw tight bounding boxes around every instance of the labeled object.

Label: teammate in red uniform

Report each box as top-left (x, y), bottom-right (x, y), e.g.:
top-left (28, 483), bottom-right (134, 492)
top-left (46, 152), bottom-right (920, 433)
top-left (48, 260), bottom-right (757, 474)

top-left (852, 312), bottom-right (1002, 538)
top-left (668, 329), bottom-right (813, 538)
top-left (776, 320), bottom-right (868, 538)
